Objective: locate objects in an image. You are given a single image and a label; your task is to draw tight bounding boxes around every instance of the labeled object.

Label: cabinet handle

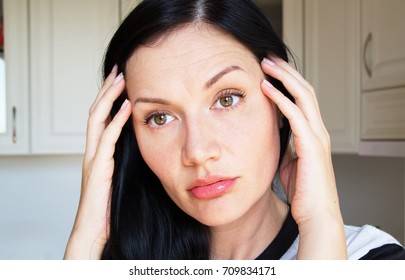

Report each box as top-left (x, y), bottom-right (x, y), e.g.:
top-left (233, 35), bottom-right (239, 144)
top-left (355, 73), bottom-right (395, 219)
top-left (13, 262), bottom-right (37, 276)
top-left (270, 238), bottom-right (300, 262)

top-left (12, 106), bottom-right (17, 144)
top-left (363, 32), bottom-right (373, 77)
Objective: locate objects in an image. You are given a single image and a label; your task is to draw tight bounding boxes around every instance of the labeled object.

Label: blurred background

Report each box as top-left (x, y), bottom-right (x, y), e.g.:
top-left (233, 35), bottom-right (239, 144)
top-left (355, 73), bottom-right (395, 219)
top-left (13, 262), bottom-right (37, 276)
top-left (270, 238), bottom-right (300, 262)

top-left (0, 0), bottom-right (404, 259)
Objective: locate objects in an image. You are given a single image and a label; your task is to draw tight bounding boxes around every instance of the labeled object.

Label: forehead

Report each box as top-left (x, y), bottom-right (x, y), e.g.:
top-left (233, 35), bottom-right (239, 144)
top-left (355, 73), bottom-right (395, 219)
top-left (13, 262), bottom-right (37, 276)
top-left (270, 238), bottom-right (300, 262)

top-left (125, 24), bottom-right (260, 89)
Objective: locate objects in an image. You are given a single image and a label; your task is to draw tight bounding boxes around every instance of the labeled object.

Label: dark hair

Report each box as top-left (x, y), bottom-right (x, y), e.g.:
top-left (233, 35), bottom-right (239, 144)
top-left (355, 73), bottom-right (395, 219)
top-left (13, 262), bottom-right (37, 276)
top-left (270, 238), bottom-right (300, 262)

top-left (101, 0), bottom-right (294, 259)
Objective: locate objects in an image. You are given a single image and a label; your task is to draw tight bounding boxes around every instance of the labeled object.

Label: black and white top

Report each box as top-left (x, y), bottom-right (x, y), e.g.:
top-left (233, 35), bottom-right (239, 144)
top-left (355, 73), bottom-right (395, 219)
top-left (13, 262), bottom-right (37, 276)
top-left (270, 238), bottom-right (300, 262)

top-left (256, 211), bottom-right (405, 260)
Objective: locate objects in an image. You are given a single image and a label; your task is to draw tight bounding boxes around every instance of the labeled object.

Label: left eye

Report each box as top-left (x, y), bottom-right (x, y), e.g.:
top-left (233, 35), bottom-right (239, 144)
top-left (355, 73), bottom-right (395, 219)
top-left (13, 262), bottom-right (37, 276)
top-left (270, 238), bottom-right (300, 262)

top-left (213, 92), bottom-right (244, 109)
top-left (144, 112), bottom-right (175, 127)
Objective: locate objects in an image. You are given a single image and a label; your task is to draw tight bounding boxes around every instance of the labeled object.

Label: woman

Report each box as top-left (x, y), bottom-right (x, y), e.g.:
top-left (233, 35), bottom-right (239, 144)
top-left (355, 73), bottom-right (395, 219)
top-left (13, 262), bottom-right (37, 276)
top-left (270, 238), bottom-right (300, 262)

top-left (64, 0), bottom-right (405, 259)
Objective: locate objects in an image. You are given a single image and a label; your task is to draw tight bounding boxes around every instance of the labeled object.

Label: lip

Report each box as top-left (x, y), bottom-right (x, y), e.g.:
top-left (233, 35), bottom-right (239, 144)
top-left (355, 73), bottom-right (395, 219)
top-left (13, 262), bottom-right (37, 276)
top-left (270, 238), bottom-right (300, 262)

top-left (188, 176), bottom-right (237, 200)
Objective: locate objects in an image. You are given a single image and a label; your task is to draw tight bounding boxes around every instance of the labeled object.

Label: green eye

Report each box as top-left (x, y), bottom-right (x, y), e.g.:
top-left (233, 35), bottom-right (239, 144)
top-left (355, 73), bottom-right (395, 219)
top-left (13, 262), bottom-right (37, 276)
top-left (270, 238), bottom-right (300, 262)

top-left (219, 96), bottom-right (234, 107)
top-left (153, 114), bottom-right (168, 126)
top-left (145, 112), bottom-right (175, 127)
top-left (213, 91), bottom-right (246, 110)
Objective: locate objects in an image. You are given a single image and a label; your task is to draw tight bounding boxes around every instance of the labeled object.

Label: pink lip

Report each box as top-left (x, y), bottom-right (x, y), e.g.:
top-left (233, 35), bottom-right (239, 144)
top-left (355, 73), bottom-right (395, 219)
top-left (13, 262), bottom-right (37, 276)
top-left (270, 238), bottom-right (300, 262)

top-left (188, 176), bottom-right (237, 199)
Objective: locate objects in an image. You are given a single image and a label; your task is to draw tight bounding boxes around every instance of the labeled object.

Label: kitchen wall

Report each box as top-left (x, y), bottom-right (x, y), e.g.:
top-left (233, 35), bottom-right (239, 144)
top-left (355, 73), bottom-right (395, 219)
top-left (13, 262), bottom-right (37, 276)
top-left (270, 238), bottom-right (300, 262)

top-left (0, 156), bottom-right (82, 259)
top-left (0, 154), bottom-right (404, 259)
top-left (333, 154), bottom-right (404, 244)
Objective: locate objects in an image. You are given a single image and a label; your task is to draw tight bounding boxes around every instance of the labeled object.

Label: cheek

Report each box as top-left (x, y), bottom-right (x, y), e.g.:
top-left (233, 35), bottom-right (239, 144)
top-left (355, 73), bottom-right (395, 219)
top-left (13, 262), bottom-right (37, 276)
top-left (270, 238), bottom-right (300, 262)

top-left (236, 96), bottom-right (281, 179)
top-left (134, 121), bottom-right (187, 204)
top-left (134, 124), bottom-right (188, 210)
top-left (133, 123), bottom-right (180, 187)
top-left (238, 95), bottom-right (280, 149)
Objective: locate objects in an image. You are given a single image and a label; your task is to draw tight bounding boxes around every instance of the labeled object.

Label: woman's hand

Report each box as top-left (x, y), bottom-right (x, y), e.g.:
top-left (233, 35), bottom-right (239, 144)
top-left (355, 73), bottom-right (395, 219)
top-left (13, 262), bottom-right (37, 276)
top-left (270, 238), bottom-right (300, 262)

top-left (261, 57), bottom-right (347, 259)
top-left (64, 66), bottom-right (131, 259)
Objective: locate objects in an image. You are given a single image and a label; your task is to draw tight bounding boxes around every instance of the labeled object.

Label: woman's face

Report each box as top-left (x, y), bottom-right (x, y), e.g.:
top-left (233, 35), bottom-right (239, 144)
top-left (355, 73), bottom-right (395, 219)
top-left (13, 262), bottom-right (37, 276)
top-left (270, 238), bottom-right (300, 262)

top-left (126, 25), bottom-right (280, 227)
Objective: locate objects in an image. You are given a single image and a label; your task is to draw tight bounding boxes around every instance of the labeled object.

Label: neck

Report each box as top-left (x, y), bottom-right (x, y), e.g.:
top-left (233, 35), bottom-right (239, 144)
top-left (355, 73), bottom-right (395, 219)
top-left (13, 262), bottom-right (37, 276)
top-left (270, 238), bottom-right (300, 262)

top-left (210, 189), bottom-right (289, 259)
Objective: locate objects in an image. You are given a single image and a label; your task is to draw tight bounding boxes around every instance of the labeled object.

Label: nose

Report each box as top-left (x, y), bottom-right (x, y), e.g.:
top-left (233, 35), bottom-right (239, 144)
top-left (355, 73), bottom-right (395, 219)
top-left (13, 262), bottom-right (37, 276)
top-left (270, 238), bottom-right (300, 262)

top-left (181, 117), bottom-right (221, 167)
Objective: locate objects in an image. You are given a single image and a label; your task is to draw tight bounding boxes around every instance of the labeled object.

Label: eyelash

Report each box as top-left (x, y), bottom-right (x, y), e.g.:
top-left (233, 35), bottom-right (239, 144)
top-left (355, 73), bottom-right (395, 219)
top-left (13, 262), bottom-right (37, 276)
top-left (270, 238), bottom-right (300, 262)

top-left (213, 89), bottom-right (247, 110)
top-left (142, 89), bottom-right (247, 126)
top-left (143, 110), bottom-right (170, 126)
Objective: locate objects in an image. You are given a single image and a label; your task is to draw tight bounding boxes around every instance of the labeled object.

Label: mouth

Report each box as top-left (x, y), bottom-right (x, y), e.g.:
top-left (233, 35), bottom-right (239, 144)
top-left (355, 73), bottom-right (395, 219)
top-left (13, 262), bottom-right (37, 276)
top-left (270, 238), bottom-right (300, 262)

top-left (188, 176), bottom-right (238, 200)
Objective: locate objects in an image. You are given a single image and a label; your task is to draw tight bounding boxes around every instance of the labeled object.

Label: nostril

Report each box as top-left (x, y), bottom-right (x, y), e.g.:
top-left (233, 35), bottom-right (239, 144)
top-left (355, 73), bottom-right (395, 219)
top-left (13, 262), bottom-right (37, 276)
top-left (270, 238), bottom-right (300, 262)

top-left (181, 131), bottom-right (221, 167)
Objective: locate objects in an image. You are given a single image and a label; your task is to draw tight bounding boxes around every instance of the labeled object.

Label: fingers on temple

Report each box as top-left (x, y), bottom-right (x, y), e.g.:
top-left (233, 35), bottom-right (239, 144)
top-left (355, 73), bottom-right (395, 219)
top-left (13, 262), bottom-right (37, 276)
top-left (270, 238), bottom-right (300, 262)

top-left (90, 65), bottom-right (118, 114)
top-left (85, 73), bottom-right (127, 160)
top-left (268, 57), bottom-right (313, 92)
top-left (261, 79), bottom-right (313, 141)
top-left (260, 58), bottom-right (325, 133)
top-left (93, 99), bottom-right (132, 162)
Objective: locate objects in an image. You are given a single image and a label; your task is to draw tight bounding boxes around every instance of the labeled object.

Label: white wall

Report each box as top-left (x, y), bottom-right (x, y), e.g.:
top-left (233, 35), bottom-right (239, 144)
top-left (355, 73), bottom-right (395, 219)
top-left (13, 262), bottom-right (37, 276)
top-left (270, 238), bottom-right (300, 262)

top-left (333, 154), bottom-right (404, 244)
top-left (0, 156), bottom-right (82, 259)
top-left (0, 154), bottom-right (403, 259)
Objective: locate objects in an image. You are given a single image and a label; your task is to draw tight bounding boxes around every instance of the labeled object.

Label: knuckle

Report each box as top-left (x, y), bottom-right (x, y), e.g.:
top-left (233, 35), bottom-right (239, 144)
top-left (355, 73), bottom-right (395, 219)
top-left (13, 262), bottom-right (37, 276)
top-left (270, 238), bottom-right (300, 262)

top-left (326, 133), bottom-right (332, 146)
top-left (307, 85), bottom-right (315, 93)
top-left (98, 134), bottom-right (111, 149)
top-left (89, 105), bottom-right (95, 116)
top-left (321, 130), bottom-right (332, 149)
top-left (87, 113), bottom-right (97, 127)
top-left (100, 125), bottom-right (117, 147)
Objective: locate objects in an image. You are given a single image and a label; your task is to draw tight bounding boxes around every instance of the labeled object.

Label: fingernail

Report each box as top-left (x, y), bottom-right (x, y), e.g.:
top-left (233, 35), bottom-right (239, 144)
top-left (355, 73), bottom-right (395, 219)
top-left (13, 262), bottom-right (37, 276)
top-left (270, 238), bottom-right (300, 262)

top-left (263, 79), bottom-right (274, 88)
top-left (111, 64), bottom-right (118, 74)
top-left (113, 73), bottom-right (124, 85)
top-left (120, 99), bottom-right (129, 110)
top-left (263, 57), bottom-right (276, 66)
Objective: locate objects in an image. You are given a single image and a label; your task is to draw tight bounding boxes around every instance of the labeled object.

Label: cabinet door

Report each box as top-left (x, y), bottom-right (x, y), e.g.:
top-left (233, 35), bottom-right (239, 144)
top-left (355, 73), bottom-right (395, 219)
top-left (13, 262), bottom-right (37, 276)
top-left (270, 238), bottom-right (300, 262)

top-left (304, 0), bottom-right (360, 153)
top-left (362, 87), bottom-right (405, 140)
top-left (0, 0), bottom-right (29, 154)
top-left (30, 0), bottom-right (120, 154)
top-left (361, 0), bottom-right (405, 91)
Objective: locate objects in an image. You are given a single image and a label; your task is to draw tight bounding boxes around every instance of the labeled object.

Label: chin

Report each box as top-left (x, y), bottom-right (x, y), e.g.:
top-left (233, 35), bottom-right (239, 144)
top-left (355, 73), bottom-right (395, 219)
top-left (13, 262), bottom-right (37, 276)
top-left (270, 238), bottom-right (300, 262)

top-left (190, 202), bottom-right (249, 228)
top-left (196, 217), bottom-right (236, 228)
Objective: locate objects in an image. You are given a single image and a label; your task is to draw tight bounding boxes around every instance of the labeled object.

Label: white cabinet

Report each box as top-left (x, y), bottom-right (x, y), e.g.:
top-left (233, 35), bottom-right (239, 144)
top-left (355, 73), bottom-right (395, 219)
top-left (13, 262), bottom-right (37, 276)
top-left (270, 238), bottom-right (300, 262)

top-left (362, 88), bottom-right (405, 140)
top-left (0, 0), bottom-right (120, 154)
top-left (361, 0), bottom-right (405, 92)
top-left (30, 0), bottom-right (120, 154)
top-left (0, 0), bottom-right (30, 154)
top-left (304, 0), bottom-right (405, 155)
top-left (304, 0), bottom-right (360, 153)
top-left (360, 0), bottom-right (405, 141)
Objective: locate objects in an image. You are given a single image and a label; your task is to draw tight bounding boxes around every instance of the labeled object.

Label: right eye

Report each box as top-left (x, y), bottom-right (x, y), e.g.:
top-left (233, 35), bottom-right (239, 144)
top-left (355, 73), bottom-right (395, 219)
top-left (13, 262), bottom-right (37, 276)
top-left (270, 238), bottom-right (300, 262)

top-left (144, 111), bottom-right (175, 128)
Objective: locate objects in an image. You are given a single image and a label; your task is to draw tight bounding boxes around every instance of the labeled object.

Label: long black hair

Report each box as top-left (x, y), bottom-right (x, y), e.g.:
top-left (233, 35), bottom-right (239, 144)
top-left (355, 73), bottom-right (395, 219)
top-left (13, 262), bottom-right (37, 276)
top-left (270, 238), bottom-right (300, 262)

top-left (101, 0), bottom-right (294, 259)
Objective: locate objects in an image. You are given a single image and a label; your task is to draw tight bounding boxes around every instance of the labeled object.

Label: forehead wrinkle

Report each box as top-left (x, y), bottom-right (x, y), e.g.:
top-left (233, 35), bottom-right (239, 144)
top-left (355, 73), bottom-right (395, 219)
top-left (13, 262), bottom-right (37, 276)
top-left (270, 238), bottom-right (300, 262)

top-left (128, 24), bottom-right (255, 74)
top-left (126, 25), bottom-right (261, 102)
top-left (149, 44), bottom-right (247, 72)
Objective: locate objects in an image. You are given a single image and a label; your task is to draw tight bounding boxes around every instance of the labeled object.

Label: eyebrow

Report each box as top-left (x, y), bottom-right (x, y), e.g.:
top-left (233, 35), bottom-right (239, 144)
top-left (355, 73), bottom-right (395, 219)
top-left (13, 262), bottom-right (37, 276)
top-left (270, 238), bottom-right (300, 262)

top-left (134, 97), bottom-right (170, 106)
top-left (134, 65), bottom-right (245, 105)
top-left (204, 65), bottom-right (244, 90)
